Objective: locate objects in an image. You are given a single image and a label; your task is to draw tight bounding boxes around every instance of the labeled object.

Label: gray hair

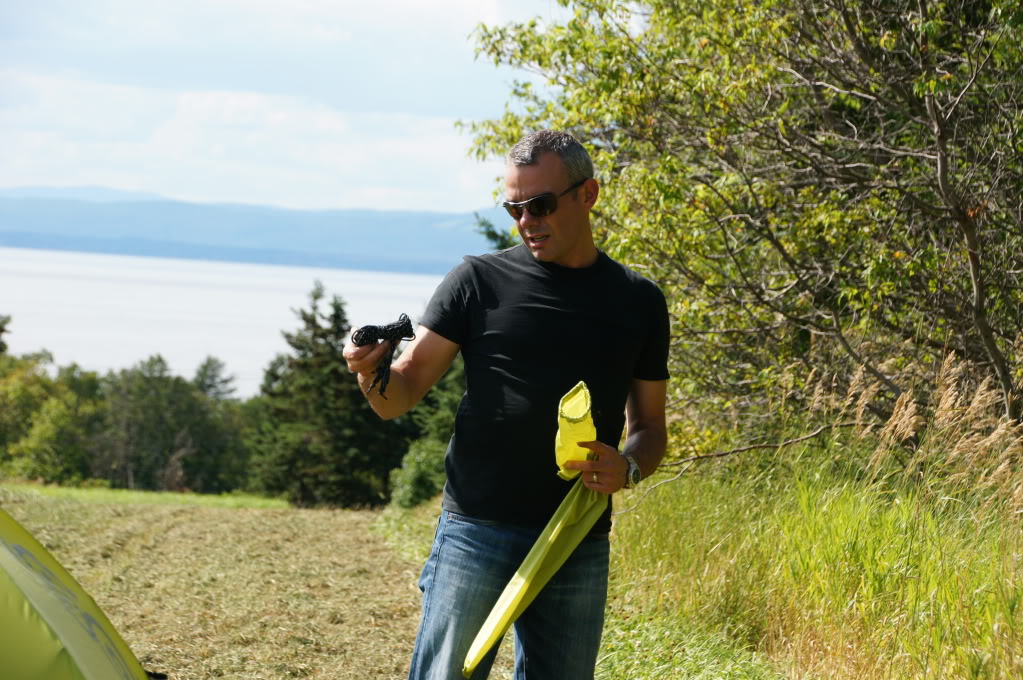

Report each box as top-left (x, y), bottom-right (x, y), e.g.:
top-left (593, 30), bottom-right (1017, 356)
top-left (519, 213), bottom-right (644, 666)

top-left (507, 130), bottom-right (594, 185)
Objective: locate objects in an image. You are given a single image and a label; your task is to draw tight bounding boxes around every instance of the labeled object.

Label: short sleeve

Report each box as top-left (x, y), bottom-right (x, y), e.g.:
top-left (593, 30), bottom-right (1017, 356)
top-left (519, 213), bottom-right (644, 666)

top-left (633, 284), bottom-right (670, 381)
top-left (419, 259), bottom-right (475, 345)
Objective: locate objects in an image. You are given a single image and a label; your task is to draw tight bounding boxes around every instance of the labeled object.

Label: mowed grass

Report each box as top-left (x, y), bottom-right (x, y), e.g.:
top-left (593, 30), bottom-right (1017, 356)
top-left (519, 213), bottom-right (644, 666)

top-left (2, 481), bottom-right (289, 508)
top-left (1, 483), bottom-right (421, 679)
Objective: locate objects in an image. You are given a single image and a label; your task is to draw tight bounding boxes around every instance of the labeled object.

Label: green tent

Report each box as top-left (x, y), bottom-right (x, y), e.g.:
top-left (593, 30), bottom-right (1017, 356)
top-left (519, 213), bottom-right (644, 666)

top-left (0, 507), bottom-right (153, 680)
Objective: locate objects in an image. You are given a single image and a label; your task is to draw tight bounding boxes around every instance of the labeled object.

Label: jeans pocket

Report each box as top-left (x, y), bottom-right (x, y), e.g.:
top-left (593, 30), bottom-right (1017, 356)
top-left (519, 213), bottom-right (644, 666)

top-left (445, 511), bottom-right (500, 527)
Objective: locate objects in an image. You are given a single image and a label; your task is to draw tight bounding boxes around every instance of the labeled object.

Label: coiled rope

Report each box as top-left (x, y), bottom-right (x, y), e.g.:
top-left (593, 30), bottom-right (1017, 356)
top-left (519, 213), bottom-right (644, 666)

top-left (351, 313), bottom-right (415, 398)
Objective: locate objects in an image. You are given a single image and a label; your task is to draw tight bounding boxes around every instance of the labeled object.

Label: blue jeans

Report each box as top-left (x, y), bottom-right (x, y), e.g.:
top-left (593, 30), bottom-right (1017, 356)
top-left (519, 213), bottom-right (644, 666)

top-left (408, 510), bottom-right (610, 680)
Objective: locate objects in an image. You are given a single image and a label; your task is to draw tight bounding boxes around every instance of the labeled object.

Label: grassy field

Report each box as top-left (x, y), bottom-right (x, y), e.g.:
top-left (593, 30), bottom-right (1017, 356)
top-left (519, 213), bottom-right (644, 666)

top-left (9, 418), bottom-right (1018, 680)
top-left (2, 483), bottom-right (420, 679)
top-left (2, 482), bottom-right (784, 679)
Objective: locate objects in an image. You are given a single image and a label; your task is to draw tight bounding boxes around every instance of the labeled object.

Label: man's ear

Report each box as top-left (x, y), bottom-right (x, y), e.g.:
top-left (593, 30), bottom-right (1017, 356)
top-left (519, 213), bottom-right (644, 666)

top-left (583, 178), bottom-right (599, 209)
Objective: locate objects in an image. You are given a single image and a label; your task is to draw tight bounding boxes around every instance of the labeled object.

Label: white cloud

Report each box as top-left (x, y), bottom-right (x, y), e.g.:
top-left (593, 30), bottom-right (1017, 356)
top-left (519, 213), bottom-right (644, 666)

top-left (1, 1), bottom-right (567, 209)
top-left (9, 0), bottom-right (535, 49)
top-left (0, 68), bottom-right (505, 211)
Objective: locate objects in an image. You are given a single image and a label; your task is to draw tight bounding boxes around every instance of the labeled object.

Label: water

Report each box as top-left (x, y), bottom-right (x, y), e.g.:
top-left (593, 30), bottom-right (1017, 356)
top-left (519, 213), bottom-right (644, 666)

top-left (1, 247), bottom-right (445, 397)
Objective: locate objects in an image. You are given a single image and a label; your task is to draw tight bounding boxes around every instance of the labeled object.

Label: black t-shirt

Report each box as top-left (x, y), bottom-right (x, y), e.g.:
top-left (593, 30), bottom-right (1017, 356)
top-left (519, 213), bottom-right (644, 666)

top-left (420, 244), bottom-right (670, 533)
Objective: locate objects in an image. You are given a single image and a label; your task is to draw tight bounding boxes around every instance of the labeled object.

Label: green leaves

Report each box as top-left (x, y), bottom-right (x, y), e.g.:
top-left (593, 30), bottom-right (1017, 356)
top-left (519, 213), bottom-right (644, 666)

top-left (469, 0), bottom-right (1023, 423)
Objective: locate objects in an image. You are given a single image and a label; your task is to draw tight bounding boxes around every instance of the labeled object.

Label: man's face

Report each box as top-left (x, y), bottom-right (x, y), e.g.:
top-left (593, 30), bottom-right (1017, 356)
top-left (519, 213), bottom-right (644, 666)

top-left (504, 152), bottom-right (597, 268)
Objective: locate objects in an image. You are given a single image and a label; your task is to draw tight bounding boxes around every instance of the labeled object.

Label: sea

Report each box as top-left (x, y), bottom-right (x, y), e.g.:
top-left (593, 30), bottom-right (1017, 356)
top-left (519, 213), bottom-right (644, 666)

top-left (0, 247), bottom-right (446, 397)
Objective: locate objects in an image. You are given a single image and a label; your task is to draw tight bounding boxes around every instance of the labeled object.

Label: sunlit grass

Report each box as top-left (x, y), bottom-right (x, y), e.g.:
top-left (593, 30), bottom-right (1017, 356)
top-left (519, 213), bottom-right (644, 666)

top-left (0, 481), bottom-right (289, 509)
top-left (610, 449), bottom-right (1023, 680)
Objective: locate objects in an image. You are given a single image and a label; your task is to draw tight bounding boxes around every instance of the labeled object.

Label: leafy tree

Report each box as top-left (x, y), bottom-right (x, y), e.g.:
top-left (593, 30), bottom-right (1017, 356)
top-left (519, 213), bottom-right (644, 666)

top-left (248, 282), bottom-right (411, 507)
top-left (93, 355), bottom-right (248, 492)
top-left (6, 365), bottom-right (103, 484)
top-left (466, 0), bottom-right (1023, 423)
top-left (0, 352), bottom-right (60, 474)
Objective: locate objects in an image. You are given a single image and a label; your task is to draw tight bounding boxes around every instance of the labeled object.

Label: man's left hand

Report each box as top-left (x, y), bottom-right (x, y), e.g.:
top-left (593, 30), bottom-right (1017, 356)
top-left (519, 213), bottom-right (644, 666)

top-left (564, 441), bottom-right (628, 494)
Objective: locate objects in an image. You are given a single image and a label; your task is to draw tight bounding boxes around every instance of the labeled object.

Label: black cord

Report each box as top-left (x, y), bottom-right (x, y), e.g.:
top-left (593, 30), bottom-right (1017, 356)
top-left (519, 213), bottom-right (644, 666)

top-left (351, 313), bottom-right (415, 398)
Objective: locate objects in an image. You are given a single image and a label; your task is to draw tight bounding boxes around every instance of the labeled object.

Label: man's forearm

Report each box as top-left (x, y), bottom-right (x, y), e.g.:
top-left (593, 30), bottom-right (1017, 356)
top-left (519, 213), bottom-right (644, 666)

top-left (622, 425), bottom-right (667, 480)
top-left (358, 366), bottom-right (417, 420)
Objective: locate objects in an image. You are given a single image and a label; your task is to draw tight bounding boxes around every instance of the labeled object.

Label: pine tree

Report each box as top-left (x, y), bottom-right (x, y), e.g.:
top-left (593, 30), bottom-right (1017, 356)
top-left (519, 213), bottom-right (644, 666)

top-left (248, 281), bottom-right (411, 507)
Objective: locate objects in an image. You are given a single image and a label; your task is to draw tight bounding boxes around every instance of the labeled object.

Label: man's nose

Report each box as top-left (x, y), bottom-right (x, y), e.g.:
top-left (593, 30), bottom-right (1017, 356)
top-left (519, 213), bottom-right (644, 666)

top-left (517, 209), bottom-right (539, 229)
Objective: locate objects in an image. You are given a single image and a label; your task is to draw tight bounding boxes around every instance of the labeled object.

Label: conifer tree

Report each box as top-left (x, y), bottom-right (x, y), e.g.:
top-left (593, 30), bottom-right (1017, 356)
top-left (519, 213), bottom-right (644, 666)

top-left (249, 282), bottom-right (411, 507)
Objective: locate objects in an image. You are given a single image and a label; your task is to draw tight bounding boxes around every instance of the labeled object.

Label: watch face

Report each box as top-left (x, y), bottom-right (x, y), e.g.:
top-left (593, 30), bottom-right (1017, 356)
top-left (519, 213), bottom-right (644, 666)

top-left (628, 465), bottom-right (641, 487)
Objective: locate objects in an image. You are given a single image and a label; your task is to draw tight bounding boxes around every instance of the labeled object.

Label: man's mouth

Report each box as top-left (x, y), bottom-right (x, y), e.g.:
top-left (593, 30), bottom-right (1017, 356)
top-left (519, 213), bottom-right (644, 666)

top-left (526, 234), bottom-right (549, 244)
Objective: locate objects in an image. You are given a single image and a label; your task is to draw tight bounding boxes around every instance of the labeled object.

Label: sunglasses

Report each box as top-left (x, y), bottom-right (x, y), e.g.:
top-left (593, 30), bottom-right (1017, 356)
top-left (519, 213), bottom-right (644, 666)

top-left (502, 177), bottom-right (589, 220)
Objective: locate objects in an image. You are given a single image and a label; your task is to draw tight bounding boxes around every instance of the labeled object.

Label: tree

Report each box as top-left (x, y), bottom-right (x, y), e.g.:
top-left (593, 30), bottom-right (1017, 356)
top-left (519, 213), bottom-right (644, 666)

top-left (193, 356), bottom-right (236, 401)
top-left (0, 315), bottom-right (10, 354)
top-left (248, 282), bottom-right (411, 507)
top-left (466, 0), bottom-right (1023, 424)
top-left (475, 213), bottom-right (519, 250)
top-left (6, 365), bottom-right (103, 484)
top-left (0, 351), bottom-right (61, 475)
top-left (93, 355), bottom-right (248, 492)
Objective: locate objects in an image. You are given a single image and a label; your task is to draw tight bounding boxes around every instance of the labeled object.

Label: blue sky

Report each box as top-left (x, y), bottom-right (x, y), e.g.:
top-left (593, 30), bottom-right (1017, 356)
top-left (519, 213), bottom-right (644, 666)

top-left (1, 0), bottom-right (566, 212)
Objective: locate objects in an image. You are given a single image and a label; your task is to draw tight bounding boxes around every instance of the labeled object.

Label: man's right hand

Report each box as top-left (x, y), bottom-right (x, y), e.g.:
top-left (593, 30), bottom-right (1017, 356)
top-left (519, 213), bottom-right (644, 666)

top-left (341, 324), bottom-right (461, 420)
top-left (342, 335), bottom-right (390, 378)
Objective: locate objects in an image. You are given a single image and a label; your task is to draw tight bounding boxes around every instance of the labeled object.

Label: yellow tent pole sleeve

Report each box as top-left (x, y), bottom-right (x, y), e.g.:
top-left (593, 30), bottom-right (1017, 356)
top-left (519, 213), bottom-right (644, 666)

top-left (0, 508), bottom-right (149, 680)
top-left (462, 481), bottom-right (607, 678)
top-left (463, 381), bottom-right (608, 679)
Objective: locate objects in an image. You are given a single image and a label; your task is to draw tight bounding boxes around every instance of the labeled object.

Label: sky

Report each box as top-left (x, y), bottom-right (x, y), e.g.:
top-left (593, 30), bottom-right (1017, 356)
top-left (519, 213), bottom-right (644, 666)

top-left (0, 0), bottom-right (567, 212)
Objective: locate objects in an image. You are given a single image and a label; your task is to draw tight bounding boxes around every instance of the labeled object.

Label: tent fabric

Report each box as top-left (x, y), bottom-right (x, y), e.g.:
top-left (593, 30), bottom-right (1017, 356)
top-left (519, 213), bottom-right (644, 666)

top-left (462, 382), bottom-right (608, 678)
top-left (0, 508), bottom-right (149, 680)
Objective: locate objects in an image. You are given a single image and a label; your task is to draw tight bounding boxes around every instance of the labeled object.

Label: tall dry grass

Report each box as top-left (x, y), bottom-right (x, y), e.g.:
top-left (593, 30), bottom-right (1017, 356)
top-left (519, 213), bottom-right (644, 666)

top-left (611, 354), bottom-right (1023, 679)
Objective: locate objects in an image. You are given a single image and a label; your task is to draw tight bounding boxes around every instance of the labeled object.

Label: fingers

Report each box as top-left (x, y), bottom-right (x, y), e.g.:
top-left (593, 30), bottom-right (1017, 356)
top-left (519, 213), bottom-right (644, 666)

top-left (565, 441), bottom-right (627, 495)
top-left (342, 337), bottom-right (389, 375)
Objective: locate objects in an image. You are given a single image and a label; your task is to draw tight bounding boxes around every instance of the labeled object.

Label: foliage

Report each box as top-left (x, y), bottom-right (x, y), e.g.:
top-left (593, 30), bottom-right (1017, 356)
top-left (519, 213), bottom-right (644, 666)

top-left (474, 212), bottom-right (518, 250)
top-left (388, 437), bottom-right (447, 509)
top-left (407, 354), bottom-right (464, 444)
top-left (193, 356), bottom-right (236, 401)
top-left (0, 352), bottom-right (59, 462)
top-left (1, 350), bottom-right (249, 493)
top-left (466, 0), bottom-right (1023, 425)
top-left (247, 281), bottom-right (411, 507)
top-left (90, 355), bottom-right (249, 493)
top-left (6, 364), bottom-right (103, 484)
top-left (0, 314), bottom-right (10, 354)
top-left (610, 358), bottom-right (1023, 679)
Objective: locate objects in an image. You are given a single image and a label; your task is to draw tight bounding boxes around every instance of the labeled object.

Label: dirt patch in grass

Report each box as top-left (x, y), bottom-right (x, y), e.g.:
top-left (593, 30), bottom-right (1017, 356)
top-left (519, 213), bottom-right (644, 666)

top-left (2, 487), bottom-right (423, 679)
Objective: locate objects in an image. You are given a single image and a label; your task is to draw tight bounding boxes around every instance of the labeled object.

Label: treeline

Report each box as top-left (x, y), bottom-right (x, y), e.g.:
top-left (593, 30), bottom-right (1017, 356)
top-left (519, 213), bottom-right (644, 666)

top-left (468, 0), bottom-right (1023, 435)
top-left (0, 285), bottom-right (459, 507)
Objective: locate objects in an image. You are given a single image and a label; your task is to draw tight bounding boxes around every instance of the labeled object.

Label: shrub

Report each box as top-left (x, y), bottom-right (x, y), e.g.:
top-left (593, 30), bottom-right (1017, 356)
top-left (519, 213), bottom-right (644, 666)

top-left (389, 438), bottom-right (447, 509)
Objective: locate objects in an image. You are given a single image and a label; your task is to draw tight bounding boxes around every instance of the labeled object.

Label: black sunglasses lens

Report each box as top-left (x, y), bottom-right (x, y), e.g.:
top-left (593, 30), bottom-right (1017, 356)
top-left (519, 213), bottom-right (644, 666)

top-left (525, 193), bottom-right (557, 217)
top-left (503, 193), bottom-right (557, 221)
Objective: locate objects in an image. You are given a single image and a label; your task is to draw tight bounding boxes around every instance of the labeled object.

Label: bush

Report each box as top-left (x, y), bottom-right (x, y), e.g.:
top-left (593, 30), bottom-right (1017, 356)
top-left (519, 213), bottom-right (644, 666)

top-left (389, 438), bottom-right (447, 509)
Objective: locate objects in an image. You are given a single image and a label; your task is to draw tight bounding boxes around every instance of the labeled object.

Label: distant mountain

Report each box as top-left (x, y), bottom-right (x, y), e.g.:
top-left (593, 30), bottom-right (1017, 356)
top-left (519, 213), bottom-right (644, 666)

top-left (0, 189), bottom-right (512, 275)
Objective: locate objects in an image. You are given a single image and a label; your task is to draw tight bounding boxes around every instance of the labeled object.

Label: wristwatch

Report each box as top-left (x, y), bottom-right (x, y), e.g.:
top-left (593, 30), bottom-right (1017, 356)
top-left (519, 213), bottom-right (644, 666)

top-left (621, 451), bottom-right (641, 489)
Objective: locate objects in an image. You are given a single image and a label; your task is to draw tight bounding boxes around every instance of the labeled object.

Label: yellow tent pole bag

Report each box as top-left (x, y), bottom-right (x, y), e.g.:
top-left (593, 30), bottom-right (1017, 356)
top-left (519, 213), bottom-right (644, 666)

top-left (462, 381), bottom-right (608, 678)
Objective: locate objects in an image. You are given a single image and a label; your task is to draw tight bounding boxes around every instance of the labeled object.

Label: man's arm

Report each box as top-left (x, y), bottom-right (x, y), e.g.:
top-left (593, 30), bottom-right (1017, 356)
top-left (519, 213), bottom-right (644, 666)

top-left (342, 325), bottom-right (460, 420)
top-left (564, 378), bottom-right (668, 494)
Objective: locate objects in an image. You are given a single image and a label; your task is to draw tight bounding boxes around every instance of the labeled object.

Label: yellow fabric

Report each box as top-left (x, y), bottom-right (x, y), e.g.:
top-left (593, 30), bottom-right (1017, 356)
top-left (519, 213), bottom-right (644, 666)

top-left (0, 508), bottom-right (149, 680)
top-left (462, 381), bottom-right (608, 679)
top-left (555, 381), bottom-right (597, 480)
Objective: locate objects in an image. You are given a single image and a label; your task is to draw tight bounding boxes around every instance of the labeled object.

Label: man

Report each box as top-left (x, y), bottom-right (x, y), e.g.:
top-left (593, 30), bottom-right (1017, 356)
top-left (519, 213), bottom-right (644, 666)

top-left (343, 130), bottom-right (669, 679)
